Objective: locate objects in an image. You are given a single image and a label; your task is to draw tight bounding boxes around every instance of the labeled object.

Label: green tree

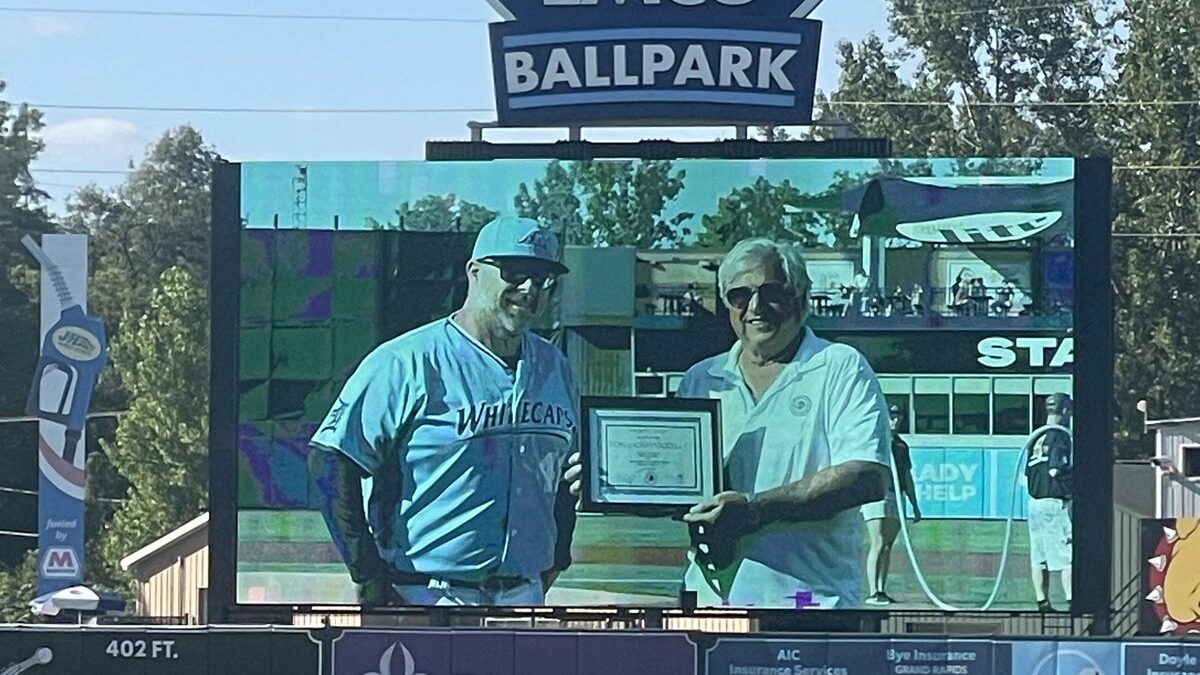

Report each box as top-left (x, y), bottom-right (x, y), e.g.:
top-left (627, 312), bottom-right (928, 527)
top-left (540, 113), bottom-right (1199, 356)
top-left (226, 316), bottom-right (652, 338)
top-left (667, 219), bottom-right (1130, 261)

top-left (700, 160), bottom-right (936, 251)
top-left (1109, 0), bottom-right (1200, 457)
top-left (0, 78), bottom-right (53, 415)
top-left (94, 267), bottom-right (209, 581)
top-left (369, 194), bottom-right (498, 232)
top-left (0, 551), bottom-right (37, 622)
top-left (515, 160), bottom-right (693, 248)
top-left (0, 80), bottom-right (53, 604)
top-left (700, 177), bottom-right (809, 249)
top-left (514, 160), bottom-right (583, 241)
top-left (62, 126), bottom-right (219, 332)
top-left (815, 1), bottom-right (1118, 156)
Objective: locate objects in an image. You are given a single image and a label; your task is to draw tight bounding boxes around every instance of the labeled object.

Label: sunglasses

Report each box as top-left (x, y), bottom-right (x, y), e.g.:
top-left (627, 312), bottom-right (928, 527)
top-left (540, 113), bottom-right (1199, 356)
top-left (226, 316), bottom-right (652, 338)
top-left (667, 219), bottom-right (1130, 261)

top-left (724, 282), bottom-right (792, 311)
top-left (478, 259), bottom-right (558, 290)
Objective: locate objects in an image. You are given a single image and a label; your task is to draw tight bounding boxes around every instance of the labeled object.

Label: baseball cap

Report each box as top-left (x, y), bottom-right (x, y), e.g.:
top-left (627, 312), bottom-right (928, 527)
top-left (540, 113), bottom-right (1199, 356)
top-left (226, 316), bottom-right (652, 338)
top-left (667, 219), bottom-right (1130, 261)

top-left (1046, 392), bottom-right (1072, 413)
top-left (471, 216), bottom-right (569, 274)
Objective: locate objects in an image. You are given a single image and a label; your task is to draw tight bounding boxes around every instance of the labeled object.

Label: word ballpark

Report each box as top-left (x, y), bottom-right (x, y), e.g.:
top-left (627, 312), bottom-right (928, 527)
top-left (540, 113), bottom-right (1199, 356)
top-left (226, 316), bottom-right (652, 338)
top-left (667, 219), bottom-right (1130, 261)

top-left (505, 44), bottom-right (798, 94)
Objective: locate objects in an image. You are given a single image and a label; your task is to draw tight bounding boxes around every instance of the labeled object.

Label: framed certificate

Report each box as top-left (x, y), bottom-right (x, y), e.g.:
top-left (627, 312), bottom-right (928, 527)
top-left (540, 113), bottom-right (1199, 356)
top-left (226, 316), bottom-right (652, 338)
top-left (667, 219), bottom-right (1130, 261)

top-left (579, 396), bottom-right (722, 515)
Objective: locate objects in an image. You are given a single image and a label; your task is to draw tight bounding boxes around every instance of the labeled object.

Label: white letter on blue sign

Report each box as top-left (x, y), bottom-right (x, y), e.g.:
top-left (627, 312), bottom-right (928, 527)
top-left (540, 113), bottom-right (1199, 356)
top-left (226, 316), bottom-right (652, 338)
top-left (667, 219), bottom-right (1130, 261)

top-left (719, 46), bottom-right (754, 87)
top-left (542, 48), bottom-right (583, 90)
top-left (613, 45), bottom-right (638, 85)
top-left (506, 52), bottom-right (538, 94)
top-left (758, 48), bottom-right (797, 90)
top-left (584, 46), bottom-right (612, 86)
top-left (643, 44), bottom-right (676, 85)
top-left (674, 45), bottom-right (715, 86)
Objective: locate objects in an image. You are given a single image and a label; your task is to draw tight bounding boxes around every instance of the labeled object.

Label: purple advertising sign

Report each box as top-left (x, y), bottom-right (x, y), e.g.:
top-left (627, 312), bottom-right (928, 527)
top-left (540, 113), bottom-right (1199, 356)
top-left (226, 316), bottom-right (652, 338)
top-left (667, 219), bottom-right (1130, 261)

top-left (331, 630), bottom-right (697, 675)
top-left (705, 638), bottom-right (1007, 675)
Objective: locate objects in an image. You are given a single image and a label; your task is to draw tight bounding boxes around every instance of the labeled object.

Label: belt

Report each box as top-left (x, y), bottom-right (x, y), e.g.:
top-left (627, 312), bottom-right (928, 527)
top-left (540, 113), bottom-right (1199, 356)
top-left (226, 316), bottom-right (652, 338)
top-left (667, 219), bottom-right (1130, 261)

top-left (392, 572), bottom-right (531, 592)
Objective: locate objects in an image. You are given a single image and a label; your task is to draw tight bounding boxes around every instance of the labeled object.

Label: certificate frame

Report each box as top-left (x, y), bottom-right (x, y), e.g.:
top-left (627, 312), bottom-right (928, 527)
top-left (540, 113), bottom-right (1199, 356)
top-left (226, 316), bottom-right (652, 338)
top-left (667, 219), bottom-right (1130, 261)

top-left (579, 396), bottom-right (722, 516)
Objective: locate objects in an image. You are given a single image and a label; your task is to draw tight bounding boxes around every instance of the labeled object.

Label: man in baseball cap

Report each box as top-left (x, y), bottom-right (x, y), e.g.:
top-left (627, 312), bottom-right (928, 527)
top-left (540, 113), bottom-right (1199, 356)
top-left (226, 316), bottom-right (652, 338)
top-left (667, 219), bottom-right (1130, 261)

top-left (309, 215), bottom-right (578, 606)
top-left (471, 215), bottom-right (570, 274)
top-left (1025, 392), bottom-right (1073, 612)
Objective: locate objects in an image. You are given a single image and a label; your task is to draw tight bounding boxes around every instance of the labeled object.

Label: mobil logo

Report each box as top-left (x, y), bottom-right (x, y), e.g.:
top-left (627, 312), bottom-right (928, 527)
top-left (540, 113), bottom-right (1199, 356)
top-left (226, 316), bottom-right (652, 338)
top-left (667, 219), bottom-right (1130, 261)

top-left (41, 547), bottom-right (80, 579)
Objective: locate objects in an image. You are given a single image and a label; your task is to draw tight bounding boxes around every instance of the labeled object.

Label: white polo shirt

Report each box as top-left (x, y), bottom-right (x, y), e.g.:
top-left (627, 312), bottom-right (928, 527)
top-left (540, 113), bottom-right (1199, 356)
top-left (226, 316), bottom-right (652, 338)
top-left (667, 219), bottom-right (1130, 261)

top-left (677, 327), bottom-right (891, 608)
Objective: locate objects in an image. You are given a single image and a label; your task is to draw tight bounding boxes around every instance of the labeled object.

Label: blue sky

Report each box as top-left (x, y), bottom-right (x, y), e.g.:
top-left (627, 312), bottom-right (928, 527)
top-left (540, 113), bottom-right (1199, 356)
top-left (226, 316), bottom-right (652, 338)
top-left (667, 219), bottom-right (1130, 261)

top-left (0, 1), bottom-right (892, 210)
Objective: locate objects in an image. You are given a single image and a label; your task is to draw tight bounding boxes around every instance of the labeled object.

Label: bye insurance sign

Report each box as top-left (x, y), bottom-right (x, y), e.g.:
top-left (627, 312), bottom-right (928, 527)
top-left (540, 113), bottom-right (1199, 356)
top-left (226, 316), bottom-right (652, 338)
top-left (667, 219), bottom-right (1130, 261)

top-left (485, 0), bottom-right (825, 125)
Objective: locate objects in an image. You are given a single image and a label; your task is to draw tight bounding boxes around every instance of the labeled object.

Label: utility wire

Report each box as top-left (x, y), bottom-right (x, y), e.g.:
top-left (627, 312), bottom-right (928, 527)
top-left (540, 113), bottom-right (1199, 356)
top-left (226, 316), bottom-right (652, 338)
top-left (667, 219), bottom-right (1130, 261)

top-left (0, 6), bottom-right (483, 24)
top-left (0, 411), bottom-right (127, 425)
top-left (31, 103), bottom-right (493, 114)
top-left (25, 101), bottom-right (1200, 115)
top-left (0, 530), bottom-right (36, 539)
top-left (0, 1), bottom-right (1099, 22)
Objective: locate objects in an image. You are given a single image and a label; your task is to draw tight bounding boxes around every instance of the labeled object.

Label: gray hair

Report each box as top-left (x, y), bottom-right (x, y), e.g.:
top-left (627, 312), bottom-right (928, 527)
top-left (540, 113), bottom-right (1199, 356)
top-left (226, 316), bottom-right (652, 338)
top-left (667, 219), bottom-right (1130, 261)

top-left (718, 238), bottom-right (811, 317)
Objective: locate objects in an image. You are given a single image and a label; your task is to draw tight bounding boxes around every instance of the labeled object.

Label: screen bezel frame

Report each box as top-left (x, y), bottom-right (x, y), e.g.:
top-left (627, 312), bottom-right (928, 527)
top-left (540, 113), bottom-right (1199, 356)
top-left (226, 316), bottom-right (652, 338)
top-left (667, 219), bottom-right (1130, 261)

top-left (209, 156), bottom-right (1113, 622)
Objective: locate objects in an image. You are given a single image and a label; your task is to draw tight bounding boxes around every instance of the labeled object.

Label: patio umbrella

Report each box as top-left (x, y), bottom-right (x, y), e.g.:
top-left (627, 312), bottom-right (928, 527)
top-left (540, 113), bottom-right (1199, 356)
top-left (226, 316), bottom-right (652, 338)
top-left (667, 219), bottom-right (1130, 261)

top-left (30, 585), bottom-right (126, 618)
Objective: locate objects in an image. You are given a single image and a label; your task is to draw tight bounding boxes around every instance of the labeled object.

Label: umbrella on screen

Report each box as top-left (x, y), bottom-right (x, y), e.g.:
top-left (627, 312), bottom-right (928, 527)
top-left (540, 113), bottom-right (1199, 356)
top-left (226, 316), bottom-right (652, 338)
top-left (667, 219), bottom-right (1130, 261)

top-left (785, 176), bottom-right (1075, 244)
top-left (30, 585), bottom-right (126, 618)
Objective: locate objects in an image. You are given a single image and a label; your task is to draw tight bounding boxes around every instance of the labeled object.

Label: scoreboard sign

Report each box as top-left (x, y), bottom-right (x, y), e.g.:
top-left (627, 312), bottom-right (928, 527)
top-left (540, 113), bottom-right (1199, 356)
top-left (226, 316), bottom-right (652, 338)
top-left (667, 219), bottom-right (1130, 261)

top-left (485, 0), bottom-right (824, 126)
top-left (0, 628), bottom-right (319, 675)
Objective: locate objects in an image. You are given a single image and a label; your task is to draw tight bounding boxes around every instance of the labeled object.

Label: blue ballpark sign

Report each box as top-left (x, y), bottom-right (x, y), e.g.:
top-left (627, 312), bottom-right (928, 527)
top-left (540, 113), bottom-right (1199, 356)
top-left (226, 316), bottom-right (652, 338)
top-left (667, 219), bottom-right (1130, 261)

top-left (486, 0), bottom-right (824, 126)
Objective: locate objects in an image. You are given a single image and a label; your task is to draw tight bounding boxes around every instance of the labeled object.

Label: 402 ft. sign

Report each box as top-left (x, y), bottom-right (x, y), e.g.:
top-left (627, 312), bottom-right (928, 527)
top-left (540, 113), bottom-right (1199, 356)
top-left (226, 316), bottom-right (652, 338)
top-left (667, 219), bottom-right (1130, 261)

top-left (486, 0), bottom-right (824, 126)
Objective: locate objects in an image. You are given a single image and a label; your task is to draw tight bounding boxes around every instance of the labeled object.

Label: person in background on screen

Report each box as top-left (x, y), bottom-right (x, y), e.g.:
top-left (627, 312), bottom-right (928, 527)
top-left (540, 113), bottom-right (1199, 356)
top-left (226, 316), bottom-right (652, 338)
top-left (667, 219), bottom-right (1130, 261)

top-left (909, 282), bottom-right (925, 316)
top-left (308, 216), bottom-right (578, 608)
top-left (862, 404), bottom-right (922, 606)
top-left (1026, 392), bottom-right (1073, 612)
top-left (569, 237), bottom-right (890, 609)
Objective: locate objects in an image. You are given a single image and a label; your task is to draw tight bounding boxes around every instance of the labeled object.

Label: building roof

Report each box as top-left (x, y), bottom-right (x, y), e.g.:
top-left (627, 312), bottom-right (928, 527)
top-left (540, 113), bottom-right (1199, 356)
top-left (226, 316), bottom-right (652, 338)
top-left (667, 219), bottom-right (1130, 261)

top-left (119, 512), bottom-right (209, 572)
top-left (1145, 417), bottom-right (1200, 428)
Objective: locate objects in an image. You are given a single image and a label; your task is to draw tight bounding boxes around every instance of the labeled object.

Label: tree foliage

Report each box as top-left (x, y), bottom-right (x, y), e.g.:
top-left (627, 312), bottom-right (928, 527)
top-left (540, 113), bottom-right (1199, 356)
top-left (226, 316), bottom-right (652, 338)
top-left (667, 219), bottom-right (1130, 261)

top-left (62, 126), bottom-right (219, 332)
top-left (0, 77), bottom-right (53, 415)
top-left (1108, 0), bottom-right (1200, 457)
top-left (0, 551), bottom-right (37, 623)
top-left (368, 194), bottom-right (498, 232)
top-left (52, 127), bottom-right (218, 588)
top-left (816, 0), bottom-right (1119, 156)
top-left (95, 267), bottom-right (209, 579)
top-left (515, 159), bottom-right (693, 248)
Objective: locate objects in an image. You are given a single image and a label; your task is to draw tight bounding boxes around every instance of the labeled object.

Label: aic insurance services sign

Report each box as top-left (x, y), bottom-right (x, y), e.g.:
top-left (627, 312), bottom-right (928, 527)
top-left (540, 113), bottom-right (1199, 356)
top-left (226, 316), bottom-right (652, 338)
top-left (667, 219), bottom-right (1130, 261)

top-left (486, 0), bottom-right (825, 126)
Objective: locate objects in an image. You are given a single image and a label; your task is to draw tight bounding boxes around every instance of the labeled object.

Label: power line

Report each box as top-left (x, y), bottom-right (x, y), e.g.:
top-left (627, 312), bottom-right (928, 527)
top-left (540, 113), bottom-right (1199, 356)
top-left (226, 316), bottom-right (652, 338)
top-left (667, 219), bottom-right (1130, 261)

top-left (1113, 233), bottom-right (1200, 239)
top-left (897, 0), bottom-right (1098, 19)
top-left (0, 6), bottom-right (484, 24)
top-left (0, 411), bottom-right (128, 425)
top-left (30, 169), bottom-right (132, 175)
top-left (0, 1), bottom-right (1098, 23)
top-left (0, 530), bottom-right (36, 539)
top-left (29, 164), bottom-right (1200, 178)
top-left (831, 100), bottom-right (1200, 108)
top-left (31, 103), bottom-right (494, 114)
top-left (0, 486), bottom-right (35, 497)
top-left (23, 100), bottom-right (1200, 117)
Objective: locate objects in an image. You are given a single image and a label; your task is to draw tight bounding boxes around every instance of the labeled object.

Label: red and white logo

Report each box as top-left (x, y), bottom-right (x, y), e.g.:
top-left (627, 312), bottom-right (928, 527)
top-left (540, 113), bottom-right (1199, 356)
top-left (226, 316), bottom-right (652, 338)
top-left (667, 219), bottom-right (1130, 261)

top-left (41, 547), bottom-right (79, 578)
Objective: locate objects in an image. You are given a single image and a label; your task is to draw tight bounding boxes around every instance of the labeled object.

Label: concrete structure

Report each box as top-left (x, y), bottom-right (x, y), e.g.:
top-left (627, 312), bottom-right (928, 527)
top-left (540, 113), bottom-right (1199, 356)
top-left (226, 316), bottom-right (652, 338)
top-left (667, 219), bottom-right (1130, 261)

top-left (1146, 417), bottom-right (1200, 517)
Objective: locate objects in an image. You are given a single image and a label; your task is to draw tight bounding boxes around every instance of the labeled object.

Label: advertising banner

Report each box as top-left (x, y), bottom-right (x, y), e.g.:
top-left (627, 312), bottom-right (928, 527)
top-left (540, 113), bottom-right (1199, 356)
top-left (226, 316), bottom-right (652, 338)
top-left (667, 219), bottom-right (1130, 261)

top-left (24, 235), bottom-right (108, 594)
top-left (331, 630), bottom-right (697, 675)
top-left (1141, 518), bottom-right (1200, 636)
top-left (486, 0), bottom-right (823, 126)
top-left (0, 627), bottom-right (320, 675)
top-left (706, 638), bottom-right (1006, 675)
top-left (706, 638), bottom-right (1200, 675)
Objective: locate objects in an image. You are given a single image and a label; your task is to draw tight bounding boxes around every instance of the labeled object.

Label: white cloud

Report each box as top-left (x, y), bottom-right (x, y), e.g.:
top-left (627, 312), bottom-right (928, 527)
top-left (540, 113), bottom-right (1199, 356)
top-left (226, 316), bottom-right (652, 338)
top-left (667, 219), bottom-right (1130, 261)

top-left (12, 15), bottom-right (81, 39)
top-left (37, 117), bottom-right (151, 171)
